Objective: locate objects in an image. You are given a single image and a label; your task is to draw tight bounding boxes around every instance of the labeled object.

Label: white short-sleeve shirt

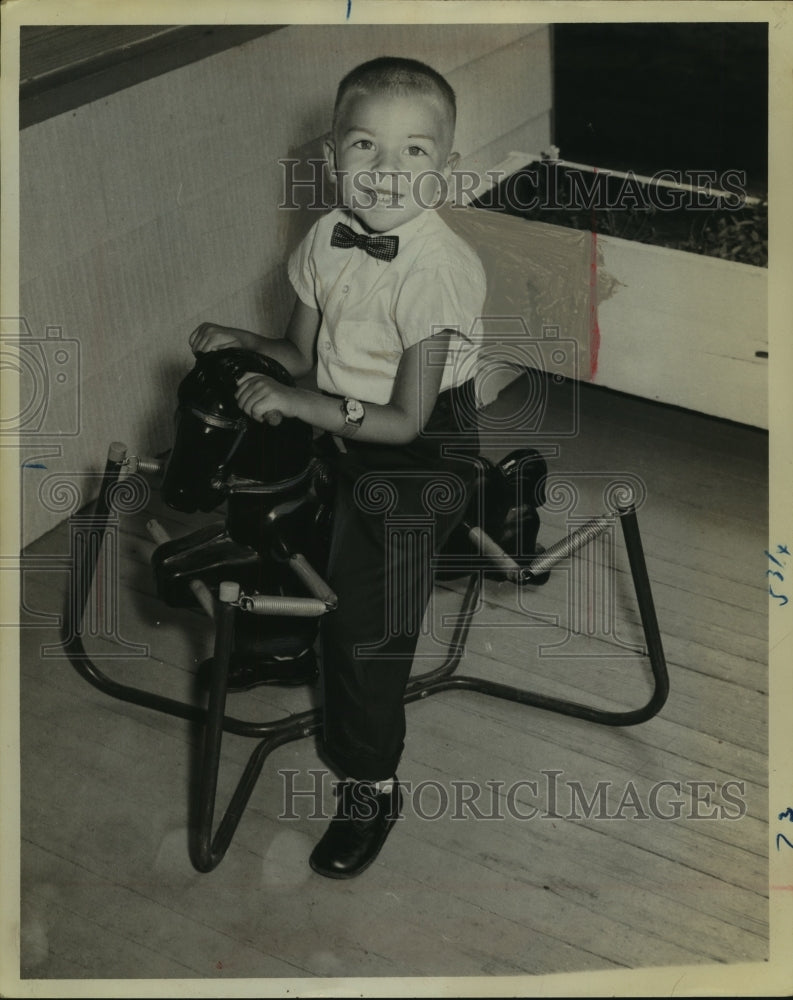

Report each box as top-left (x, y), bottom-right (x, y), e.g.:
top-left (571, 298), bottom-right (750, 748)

top-left (288, 207), bottom-right (487, 404)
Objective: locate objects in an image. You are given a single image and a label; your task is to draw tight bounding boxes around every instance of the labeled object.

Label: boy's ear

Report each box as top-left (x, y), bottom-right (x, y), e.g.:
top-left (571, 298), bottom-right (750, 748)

top-left (322, 134), bottom-right (337, 175)
top-left (444, 151), bottom-right (460, 176)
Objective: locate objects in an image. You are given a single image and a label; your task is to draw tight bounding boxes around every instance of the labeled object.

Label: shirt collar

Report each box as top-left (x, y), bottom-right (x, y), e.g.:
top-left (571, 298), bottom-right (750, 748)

top-left (342, 207), bottom-right (436, 254)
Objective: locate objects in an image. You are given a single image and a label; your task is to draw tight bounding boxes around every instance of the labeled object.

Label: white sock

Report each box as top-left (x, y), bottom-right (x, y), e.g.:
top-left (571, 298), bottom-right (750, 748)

top-left (347, 777), bottom-right (395, 793)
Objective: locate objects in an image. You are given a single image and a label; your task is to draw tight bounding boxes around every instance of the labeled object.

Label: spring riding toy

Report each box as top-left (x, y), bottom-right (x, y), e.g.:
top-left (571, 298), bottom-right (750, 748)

top-left (68, 348), bottom-right (669, 872)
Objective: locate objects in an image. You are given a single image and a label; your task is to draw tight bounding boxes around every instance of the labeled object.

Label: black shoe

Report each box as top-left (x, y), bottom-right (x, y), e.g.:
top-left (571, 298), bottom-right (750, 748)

top-left (309, 780), bottom-right (402, 879)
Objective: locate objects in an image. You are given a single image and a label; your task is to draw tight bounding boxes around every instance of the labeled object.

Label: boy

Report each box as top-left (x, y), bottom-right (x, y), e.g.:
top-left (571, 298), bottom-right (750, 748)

top-left (189, 57), bottom-right (486, 878)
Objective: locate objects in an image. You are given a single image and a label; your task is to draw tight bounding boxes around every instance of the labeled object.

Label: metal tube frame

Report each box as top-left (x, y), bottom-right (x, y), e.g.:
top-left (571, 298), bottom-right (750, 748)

top-left (66, 443), bottom-right (669, 872)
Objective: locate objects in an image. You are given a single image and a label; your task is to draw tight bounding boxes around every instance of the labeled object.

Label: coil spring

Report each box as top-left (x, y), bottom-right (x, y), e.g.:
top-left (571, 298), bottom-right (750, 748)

top-left (528, 516), bottom-right (614, 577)
top-left (238, 594), bottom-right (328, 617)
top-left (128, 455), bottom-right (165, 475)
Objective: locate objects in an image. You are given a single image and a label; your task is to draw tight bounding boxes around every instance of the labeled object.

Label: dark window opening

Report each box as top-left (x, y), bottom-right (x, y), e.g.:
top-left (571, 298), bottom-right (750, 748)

top-left (552, 22), bottom-right (768, 198)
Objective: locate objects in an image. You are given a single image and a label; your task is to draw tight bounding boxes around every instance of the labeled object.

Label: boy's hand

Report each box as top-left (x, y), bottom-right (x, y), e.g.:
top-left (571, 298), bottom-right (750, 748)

top-left (235, 372), bottom-right (294, 425)
top-left (189, 322), bottom-right (242, 354)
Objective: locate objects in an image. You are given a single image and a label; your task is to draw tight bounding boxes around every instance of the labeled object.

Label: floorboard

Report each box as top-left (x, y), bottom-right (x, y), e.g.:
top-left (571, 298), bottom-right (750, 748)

top-left (16, 381), bottom-right (770, 984)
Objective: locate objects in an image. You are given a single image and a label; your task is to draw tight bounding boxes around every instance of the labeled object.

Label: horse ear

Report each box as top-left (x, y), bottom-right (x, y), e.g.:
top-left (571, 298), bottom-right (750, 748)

top-left (209, 348), bottom-right (295, 397)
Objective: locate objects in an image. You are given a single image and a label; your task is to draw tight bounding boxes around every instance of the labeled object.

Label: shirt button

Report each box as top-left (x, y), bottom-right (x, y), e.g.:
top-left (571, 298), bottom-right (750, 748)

top-left (342, 285), bottom-right (350, 294)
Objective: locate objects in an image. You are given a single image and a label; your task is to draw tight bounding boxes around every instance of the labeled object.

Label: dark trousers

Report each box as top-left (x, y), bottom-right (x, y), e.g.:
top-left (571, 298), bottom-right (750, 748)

top-left (320, 384), bottom-right (480, 781)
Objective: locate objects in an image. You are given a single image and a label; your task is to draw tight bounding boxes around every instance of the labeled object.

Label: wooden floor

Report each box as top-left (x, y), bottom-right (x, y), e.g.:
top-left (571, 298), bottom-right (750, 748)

top-left (17, 380), bottom-right (769, 987)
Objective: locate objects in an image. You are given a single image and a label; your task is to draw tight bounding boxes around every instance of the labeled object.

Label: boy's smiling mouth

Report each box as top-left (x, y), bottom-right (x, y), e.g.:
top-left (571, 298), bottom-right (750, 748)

top-left (358, 188), bottom-right (405, 208)
top-left (374, 189), bottom-right (403, 203)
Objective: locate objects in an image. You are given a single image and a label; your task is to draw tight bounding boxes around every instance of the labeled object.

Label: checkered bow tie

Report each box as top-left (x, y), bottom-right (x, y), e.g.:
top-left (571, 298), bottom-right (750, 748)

top-left (330, 221), bottom-right (399, 261)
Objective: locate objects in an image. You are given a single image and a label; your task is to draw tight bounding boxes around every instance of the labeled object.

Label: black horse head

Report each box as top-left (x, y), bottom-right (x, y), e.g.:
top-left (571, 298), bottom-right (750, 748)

top-left (161, 348), bottom-right (313, 513)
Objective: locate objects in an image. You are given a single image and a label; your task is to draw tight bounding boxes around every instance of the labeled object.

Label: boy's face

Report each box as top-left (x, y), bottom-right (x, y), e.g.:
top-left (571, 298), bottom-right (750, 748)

top-left (324, 90), bottom-right (458, 232)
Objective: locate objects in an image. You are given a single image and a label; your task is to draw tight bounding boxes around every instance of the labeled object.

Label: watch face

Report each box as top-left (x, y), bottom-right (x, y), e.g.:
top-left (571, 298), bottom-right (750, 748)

top-left (345, 398), bottom-right (365, 422)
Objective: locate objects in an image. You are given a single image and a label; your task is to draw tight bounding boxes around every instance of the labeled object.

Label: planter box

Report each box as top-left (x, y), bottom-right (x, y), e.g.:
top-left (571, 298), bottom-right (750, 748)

top-left (458, 156), bottom-right (768, 430)
top-left (595, 233), bottom-right (767, 429)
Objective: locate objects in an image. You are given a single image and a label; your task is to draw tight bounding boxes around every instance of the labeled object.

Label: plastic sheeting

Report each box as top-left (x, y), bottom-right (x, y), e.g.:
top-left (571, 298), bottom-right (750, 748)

top-left (440, 204), bottom-right (620, 394)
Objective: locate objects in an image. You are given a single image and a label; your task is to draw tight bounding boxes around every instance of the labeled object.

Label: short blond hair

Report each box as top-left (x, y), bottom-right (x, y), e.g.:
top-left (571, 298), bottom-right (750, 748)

top-left (332, 56), bottom-right (457, 140)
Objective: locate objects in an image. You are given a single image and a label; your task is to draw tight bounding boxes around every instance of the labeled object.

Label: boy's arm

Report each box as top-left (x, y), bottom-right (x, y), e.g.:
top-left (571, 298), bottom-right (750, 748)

top-left (235, 331), bottom-right (452, 445)
top-left (189, 299), bottom-right (320, 379)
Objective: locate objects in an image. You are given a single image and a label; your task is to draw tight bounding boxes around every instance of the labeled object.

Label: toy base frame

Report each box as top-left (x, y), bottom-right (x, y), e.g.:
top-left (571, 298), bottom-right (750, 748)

top-left (67, 444), bottom-right (669, 873)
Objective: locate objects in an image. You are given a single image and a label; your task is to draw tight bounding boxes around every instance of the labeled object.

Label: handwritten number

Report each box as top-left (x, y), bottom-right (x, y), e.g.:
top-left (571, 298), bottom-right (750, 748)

top-left (776, 832), bottom-right (793, 851)
top-left (765, 547), bottom-right (788, 604)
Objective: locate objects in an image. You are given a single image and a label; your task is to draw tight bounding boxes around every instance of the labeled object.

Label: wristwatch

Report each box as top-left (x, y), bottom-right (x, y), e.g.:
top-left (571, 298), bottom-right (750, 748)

top-left (341, 396), bottom-right (365, 431)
